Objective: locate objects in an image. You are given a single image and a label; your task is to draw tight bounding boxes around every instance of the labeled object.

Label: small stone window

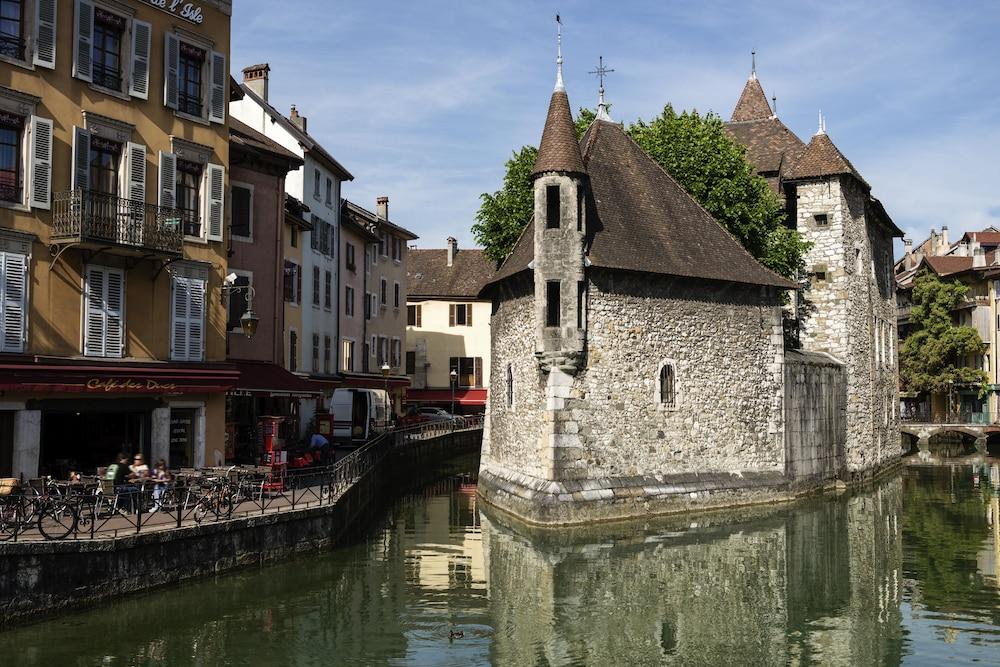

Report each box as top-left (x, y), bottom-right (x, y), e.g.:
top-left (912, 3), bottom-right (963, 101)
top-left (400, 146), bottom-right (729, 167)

top-left (506, 364), bottom-right (513, 408)
top-left (546, 185), bottom-right (560, 229)
top-left (546, 280), bottom-right (560, 327)
top-left (658, 362), bottom-right (676, 408)
top-left (811, 264), bottom-right (828, 283)
top-left (813, 213), bottom-right (828, 226)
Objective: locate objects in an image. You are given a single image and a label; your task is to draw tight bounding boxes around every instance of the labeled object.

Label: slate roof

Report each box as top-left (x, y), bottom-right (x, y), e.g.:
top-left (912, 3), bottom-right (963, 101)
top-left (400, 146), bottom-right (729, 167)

top-left (490, 120), bottom-right (795, 289)
top-left (730, 77), bottom-right (773, 122)
top-left (532, 90), bottom-right (586, 177)
top-left (785, 132), bottom-right (870, 189)
top-left (409, 248), bottom-right (496, 299)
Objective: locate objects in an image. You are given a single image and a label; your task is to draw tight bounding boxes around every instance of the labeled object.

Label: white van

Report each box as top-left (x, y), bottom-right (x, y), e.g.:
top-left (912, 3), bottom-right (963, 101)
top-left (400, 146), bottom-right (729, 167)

top-left (329, 388), bottom-right (392, 443)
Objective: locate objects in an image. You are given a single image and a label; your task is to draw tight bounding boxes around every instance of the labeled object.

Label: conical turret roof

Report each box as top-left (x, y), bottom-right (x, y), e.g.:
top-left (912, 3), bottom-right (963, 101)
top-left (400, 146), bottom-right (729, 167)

top-left (532, 89), bottom-right (586, 177)
top-left (786, 130), bottom-right (869, 189)
top-left (730, 76), bottom-right (772, 122)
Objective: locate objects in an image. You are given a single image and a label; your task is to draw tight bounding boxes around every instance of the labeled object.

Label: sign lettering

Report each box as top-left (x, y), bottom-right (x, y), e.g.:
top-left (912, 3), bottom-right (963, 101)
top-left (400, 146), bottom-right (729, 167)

top-left (85, 378), bottom-right (179, 392)
top-left (142, 0), bottom-right (205, 25)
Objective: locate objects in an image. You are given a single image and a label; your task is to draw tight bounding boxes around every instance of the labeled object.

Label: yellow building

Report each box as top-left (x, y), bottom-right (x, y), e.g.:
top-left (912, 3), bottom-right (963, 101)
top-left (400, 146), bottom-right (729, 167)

top-left (0, 0), bottom-right (234, 477)
top-left (405, 238), bottom-right (495, 413)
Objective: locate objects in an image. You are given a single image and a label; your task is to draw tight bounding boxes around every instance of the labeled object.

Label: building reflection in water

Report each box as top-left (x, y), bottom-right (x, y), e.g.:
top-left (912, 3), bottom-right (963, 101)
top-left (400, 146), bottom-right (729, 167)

top-left (480, 478), bottom-right (904, 666)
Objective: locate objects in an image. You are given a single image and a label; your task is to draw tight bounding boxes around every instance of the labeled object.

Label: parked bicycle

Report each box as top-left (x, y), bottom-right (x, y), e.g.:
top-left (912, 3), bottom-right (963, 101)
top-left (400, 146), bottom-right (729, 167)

top-left (0, 490), bottom-right (79, 540)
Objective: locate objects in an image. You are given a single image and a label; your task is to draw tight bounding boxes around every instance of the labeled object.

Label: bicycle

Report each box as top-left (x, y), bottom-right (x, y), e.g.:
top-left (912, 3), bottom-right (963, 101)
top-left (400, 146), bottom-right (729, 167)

top-left (0, 492), bottom-right (79, 540)
top-left (192, 477), bottom-right (234, 524)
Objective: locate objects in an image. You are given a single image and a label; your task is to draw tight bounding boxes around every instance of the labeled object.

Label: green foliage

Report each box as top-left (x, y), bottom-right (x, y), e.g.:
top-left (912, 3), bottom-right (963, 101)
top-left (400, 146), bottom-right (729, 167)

top-left (899, 271), bottom-right (988, 395)
top-left (473, 103), bottom-right (809, 280)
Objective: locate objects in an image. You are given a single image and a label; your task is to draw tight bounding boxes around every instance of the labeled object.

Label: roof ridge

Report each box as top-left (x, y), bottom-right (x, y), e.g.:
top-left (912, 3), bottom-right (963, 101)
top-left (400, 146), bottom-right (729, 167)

top-left (495, 214), bottom-right (535, 273)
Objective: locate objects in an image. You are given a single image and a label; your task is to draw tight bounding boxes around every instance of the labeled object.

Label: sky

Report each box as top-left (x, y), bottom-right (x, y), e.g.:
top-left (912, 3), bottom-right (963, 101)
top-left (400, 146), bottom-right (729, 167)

top-left (231, 0), bottom-right (1000, 253)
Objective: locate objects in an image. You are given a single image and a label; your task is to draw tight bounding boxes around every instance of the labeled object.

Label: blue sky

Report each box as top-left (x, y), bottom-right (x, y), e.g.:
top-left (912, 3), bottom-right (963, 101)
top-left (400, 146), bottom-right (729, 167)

top-left (232, 1), bottom-right (1000, 252)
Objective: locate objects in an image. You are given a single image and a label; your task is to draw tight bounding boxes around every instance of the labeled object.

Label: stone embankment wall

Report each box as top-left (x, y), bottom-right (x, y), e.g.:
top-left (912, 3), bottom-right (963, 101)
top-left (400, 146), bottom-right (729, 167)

top-left (784, 350), bottom-right (846, 483)
top-left (0, 431), bottom-right (481, 628)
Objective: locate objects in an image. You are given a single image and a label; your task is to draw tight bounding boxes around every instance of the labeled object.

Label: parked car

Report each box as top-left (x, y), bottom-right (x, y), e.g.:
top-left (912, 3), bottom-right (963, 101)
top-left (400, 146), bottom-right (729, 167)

top-left (416, 407), bottom-right (455, 422)
top-left (398, 408), bottom-right (432, 427)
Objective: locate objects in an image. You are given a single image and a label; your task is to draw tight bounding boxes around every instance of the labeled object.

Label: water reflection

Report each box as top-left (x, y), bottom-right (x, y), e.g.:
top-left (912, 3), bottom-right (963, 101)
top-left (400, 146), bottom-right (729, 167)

top-left (3, 464), bottom-right (1000, 666)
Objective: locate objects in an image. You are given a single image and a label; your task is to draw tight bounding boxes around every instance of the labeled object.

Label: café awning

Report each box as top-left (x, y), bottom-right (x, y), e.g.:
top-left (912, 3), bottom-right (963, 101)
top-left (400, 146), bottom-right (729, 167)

top-left (0, 356), bottom-right (238, 394)
top-left (227, 360), bottom-right (321, 398)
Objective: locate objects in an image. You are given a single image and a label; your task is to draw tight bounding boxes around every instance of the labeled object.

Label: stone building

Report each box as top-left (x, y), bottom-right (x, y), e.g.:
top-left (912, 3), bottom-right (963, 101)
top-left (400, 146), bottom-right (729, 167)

top-left (478, 49), bottom-right (902, 525)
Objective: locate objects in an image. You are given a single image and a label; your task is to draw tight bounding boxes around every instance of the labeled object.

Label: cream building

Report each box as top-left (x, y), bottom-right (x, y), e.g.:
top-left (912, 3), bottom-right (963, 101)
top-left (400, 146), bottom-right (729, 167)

top-left (405, 238), bottom-right (495, 413)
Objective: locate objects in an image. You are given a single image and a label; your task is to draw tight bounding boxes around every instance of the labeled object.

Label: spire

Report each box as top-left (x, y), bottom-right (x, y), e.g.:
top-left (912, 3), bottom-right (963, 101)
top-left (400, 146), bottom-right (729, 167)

top-left (730, 69), bottom-right (772, 122)
top-left (589, 56), bottom-right (615, 122)
top-left (554, 14), bottom-right (564, 92)
top-left (532, 19), bottom-right (586, 178)
top-left (816, 110), bottom-right (826, 135)
top-left (771, 92), bottom-right (777, 118)
top-left (751, 49), bottom-right (757, 80)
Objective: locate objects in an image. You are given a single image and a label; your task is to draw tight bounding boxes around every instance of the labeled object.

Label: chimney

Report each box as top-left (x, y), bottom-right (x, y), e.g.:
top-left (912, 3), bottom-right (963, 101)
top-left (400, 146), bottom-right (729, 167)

top-left (974, 246), bottom-right (986, 268)
top-left (289, 105), bottom-right (306, 133)
top-left (940, 225), bottom-right (950, 253)
top-left (903, 238), bottom-right (914, 270)
top-left (446, 237), bottom-right (457, 267)
top-left (956, 241), bottom-right (969, 257)
top-left (242, 63), bottom-right (270, 101)
top-left (376, 196), bottom-right (389, 220)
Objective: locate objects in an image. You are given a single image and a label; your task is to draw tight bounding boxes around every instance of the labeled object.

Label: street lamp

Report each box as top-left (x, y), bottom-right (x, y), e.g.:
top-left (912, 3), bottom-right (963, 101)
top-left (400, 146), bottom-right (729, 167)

top-left (450, 368), bottom-right (458, 418)
top-left (223, 272), bottom-right (259, 339)
top-left (381, 363), bottom-right (391, 424)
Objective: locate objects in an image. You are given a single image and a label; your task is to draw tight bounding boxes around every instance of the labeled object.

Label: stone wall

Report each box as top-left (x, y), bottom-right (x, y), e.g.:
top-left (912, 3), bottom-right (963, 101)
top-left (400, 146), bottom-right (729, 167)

top-left (784, 349), bottom-right (846, 482)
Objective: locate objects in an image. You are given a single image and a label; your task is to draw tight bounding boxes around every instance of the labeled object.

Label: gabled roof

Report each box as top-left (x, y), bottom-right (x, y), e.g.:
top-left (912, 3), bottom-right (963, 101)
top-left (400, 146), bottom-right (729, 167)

top-left (532, 90), bottom-right (586, 177)
top-left (230, 117), bottom-right (302, 168)
top-left (491, 120), bottom-right (795, 290)
top-left (785, 131), bottom-right (869, 189)
top-left (238, 84), bottom-right (354, 181)
top-left (409, 248), bottom-right (496, 299)
top-left (341, 199), bottom-right (419, 241)
top-left (959, 230), bottom-right (1000, 247)
top-left (340, 199), bottom-right (380, 242)
top-left (730, 77), bottom-right (773, 122)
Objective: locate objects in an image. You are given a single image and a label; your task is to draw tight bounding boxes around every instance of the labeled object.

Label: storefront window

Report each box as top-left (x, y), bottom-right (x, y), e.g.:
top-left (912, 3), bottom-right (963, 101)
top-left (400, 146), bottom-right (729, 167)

top-left (0, 0), bottom-right (24, 61)
top-left (0, 111), bottom-right (21, 203)
top-left (178, 42), bottom-right (205, 117)
top-left (92, 9), bottom-right (126, 90)
top-left (90, 136), bottom-right (121, 196)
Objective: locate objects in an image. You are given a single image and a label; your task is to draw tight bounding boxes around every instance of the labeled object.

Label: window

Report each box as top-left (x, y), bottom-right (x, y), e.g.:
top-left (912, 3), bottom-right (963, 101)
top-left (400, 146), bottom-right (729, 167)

top-left (577, 191), bottom-right (584, 232)
top-left (226, 273), bottom-right (250, 332)
top-left (379, 230), bottom-right (387, 256)
top-left (324, 270), bottom-right (331, 309)
top-left (231, 184), bottom-right (252, 240)
top-left (313, 170), bottom-right (320, 199)
top-left (83, 265), bottom-right (124, 358)
top-left (577, 280), bottom-right (585, 329)
top-left (546, 185), bottom-right (560, 229)
top-left (288, 330), bottom-right (297, 372)
top-left (312, 266), bottom-right (320, 307)
top-left (325, 177), bottom-right (331, 205)
top-left (345, 285), bottom-right (354, 317)
top-left (407, 304), bottom-right (421, 327)
top-left (449, 357), bottom-right (483, 388)
top-left (380, 278), bottom-right (387, 306)
top-left (0, 111), bottom-right (21, 203)
top-left (449, 303), bottom-right (472, 327)
top-left (176, 159), bottom-right (203, 236)
top-left (0, 240), bottom-right (29, 353)
top-left (312, 333), bottom-right (319, 373)
top-left (92, 8), bottom-right (125, 91)
top-left (0, 0), bottom-right (25, 61)
top-left (391, 338), bottom-right (401, 368)
top-left (170, 270), bottom-right (206, 362)
top-left (89, 136), bottom-right (121, 196)
top-left (546, 281), bottom-right (561, 327)
top-left (342, 339), bottom-right (355, 372)
top-left (393, 282), bottom-right (400, 308)
top-left (405, 351), bottom-right (416, 375)
top-left (364, 292), bottom-right (371, 320)
top-left (391, 235), bottom-right (401, 261)
top-left (813, 213), bottom-right (829, 226)
top-left (289, 225), bottom-right (298, 248)
top-left (75, 3), bottom-right (153, 100)
top-left (811, 264), bottom-right (828, 283)
top-left (377, 336), bottom-right (387, 367)
top-left (346, 242), bottom-right (355, 271)
top-left (283, 261), bottom-right (300, 304)
top-left (507, 364), bottom-right (513, 408)
top-left (323, 335), bottom-right (331, 374)
top-left (658, 362), bottom-right (676, 408)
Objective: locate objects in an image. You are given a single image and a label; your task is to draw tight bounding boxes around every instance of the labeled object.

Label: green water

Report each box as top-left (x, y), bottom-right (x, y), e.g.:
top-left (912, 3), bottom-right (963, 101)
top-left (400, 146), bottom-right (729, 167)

top-left (3, 463), bottom-right (1000, 666)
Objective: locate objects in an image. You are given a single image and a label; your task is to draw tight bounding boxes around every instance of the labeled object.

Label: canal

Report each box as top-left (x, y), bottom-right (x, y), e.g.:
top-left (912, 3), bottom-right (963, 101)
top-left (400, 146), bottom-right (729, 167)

top-left (3, 460), bottom-right (999, 665)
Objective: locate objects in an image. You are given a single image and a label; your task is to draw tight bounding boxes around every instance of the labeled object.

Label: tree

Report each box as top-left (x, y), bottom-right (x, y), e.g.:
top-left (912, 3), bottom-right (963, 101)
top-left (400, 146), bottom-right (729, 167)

top-left (899, 271), bottom-right (988, 396)
top-left (473, 104), bottom-right (808, 281)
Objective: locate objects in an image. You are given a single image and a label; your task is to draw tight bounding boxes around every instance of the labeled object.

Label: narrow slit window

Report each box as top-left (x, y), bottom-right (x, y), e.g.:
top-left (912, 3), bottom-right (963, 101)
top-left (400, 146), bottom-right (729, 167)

top-left (546, 185), bottom-right (560, 229)
top-left (506, 364), bottom-right (513, 408)
top-left (659, 364), bottom-right (675, 408)
top-left (546, 281), bottom-right (561, 327)
top-left (577, 191), bottom-right (583, 232)
top-left (577, 280), bottom-right (585, 329)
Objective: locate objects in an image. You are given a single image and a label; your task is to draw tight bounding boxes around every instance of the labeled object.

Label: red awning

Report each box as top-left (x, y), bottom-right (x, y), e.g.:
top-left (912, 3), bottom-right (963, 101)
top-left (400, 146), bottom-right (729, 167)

top-left (407, 389), bottom-right (488, 405)
top-left (335, 373), bottom-right (411, 390)
top-left (0, 356), bottom-right (239, 394)
top-left (227, 360), bottom-right (321, 397)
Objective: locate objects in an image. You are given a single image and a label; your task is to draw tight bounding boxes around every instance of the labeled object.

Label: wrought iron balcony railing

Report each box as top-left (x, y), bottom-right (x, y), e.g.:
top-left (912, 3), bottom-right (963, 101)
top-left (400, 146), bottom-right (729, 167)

top-left (52, 190), bottom-right (183, 256)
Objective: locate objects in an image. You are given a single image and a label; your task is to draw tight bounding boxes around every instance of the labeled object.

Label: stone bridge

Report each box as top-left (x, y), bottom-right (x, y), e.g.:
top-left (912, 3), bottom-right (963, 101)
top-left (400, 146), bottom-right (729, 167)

top-left (900, 422), bottom-right (997, 458)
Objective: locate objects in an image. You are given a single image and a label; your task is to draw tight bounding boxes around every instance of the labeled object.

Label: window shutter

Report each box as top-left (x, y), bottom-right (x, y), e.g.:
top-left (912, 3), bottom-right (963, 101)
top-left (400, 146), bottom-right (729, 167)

top-left (187, 277), bottom-right (205, 361)
top-left (467, 304), bottom-right (473, 326)
top-left (129, 20), bottom-right (152, 100)
top-left (158, 151), bottom-right (177, 209)
top-left (475, 358), bottom-right (483, 388)
top-left (84, 266), bottom-right (124, 357)
top-left (125, 142), bottom-right (146, 204)
top-left (449, 304), bottom-right (455, 327)
top-left (209, 51), bottom-right (226, 124)
top-left (171, 275), bottom-right (189, 359)
top-left (296, 266), bottom-right (302, 303)
top-left (33, 0), bottom-right (57, 69)
top-left (163, 33), bottom-right (179, 110)
top-left (0, 252), bottom-right (28, 353)
top-left (29, 116), bottom-right (53, 209)
top-left (73, 0), bottom-right (94, 83)
top-left (83, 266), bottom-right (105, 356)
top-left (204, 163), bottom-right (224, 241)
top-left (105, 269), bottom-right (124, 356)
top-left (71, 126), bottom-right (91, 192)
top-left (416, 305), bottom-right (421, 327)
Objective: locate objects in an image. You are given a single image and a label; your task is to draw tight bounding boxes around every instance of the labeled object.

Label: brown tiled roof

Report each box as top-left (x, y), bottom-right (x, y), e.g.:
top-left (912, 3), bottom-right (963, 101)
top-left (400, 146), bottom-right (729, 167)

top-left (491, 120), bottom-right (795, 289)
top-left (532, 90), bottom-right (586, 177)
top-left (730, 77), bottom-right (772, 122)
top-left (960, 230), bottom-right (1000, 247)
top-left (785, 132), bottom-right (869, 189)
top-left (408, 248), bottom-right (496, 298)
top-left (724, 117), bottom-right (805, 176)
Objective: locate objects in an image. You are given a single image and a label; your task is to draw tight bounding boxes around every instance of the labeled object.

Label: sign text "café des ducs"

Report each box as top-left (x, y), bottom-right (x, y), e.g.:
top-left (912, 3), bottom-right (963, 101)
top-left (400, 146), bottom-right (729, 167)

top-left (141, 0), bottom-right (205, 24)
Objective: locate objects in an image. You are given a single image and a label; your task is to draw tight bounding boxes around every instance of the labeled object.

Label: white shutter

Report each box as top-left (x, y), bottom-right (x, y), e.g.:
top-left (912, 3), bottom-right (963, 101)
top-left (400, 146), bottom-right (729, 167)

top-left (171, 275), bottom-right (189, 360)
top-left (204, 163), bottom-right (224, 241)
top-left (71, 126), bottom-right (91, 192)
top-left (28, 116), bottom-right (53, 210)
top-left (158, 151), bottom-right (177, 209)
top-left (72, 0), bottom-right (94, 83)
top-left (0, 252), bottom-right (28, 353)
top-left (209, 51), bottom-right (227, 124)
top-left (105, 269), bottom-right (124, 357)
top-left (83, 266), bottom-right (125, 357)
top-left (129, 20), bottom-right (152, 100)
top-left (83, 266), bottom-right (105, 356)
top-left (187, 277), bottom-right (205, 361)
top-left (163, 33), bottom-right (179, 110)
top-left (125, 143), bottom-right (146, 204)
top-left (32, 0), bottom-right (57, 69)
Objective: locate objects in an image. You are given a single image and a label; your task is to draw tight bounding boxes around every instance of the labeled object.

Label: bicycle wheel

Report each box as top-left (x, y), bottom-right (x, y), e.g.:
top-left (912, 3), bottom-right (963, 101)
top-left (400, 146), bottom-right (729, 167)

top-left (193, 499), bottom-right (210, 524)
top-left (37, 501), bottom-right (77, 540)
top-left (0, 500), bottom-right (23, 541)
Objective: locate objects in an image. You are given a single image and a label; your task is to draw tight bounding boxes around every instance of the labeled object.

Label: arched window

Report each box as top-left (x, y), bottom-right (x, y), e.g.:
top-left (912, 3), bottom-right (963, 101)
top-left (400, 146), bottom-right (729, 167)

top-left (506, 364), bottom-right (514, 408)
top-left (658, 363), bottom-right (675, 408)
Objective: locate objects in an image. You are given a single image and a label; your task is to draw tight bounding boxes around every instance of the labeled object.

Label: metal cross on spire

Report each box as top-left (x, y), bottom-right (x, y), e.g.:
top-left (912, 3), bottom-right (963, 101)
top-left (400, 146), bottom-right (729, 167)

top-left (554, 14), bottom-right (565, 92)
top-left (589, 56), bottom-right (615, 121)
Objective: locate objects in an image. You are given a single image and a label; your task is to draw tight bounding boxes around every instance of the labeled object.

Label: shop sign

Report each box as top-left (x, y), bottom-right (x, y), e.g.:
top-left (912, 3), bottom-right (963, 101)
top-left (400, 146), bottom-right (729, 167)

top-left (141, 0), bottom-right (205, 25)
top-left (85, 378), bottom-right (179, 393)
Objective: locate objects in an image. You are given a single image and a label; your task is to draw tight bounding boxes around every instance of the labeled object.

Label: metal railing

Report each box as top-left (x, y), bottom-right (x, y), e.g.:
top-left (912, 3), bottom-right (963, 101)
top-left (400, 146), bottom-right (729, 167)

top-left (901, 409), bottom-right (992, 425)
top-left (52, 189), bottom-right (184, 255)
top-left (0, 417), bottom-right (483, 542)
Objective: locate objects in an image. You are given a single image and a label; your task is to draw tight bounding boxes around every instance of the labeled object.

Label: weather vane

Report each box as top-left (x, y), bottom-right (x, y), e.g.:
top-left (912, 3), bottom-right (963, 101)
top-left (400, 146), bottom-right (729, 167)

top-left (589, 56), bottom-right (615, 121)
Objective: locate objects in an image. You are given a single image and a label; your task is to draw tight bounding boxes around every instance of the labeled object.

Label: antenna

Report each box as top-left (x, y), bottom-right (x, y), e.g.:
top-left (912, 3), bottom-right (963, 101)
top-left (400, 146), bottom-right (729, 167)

top-left (589, 56), bottom-right (615, 121)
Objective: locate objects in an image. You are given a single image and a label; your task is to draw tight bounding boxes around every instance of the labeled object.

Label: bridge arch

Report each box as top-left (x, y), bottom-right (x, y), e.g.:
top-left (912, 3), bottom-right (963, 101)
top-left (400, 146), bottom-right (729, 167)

top-left (926, 428), bottom-right (980, 458)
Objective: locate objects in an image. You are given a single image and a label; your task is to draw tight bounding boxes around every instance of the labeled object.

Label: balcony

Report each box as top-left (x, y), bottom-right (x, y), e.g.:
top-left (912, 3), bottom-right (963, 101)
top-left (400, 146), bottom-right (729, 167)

top-left (52, 190), bottom-right (183, 257)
